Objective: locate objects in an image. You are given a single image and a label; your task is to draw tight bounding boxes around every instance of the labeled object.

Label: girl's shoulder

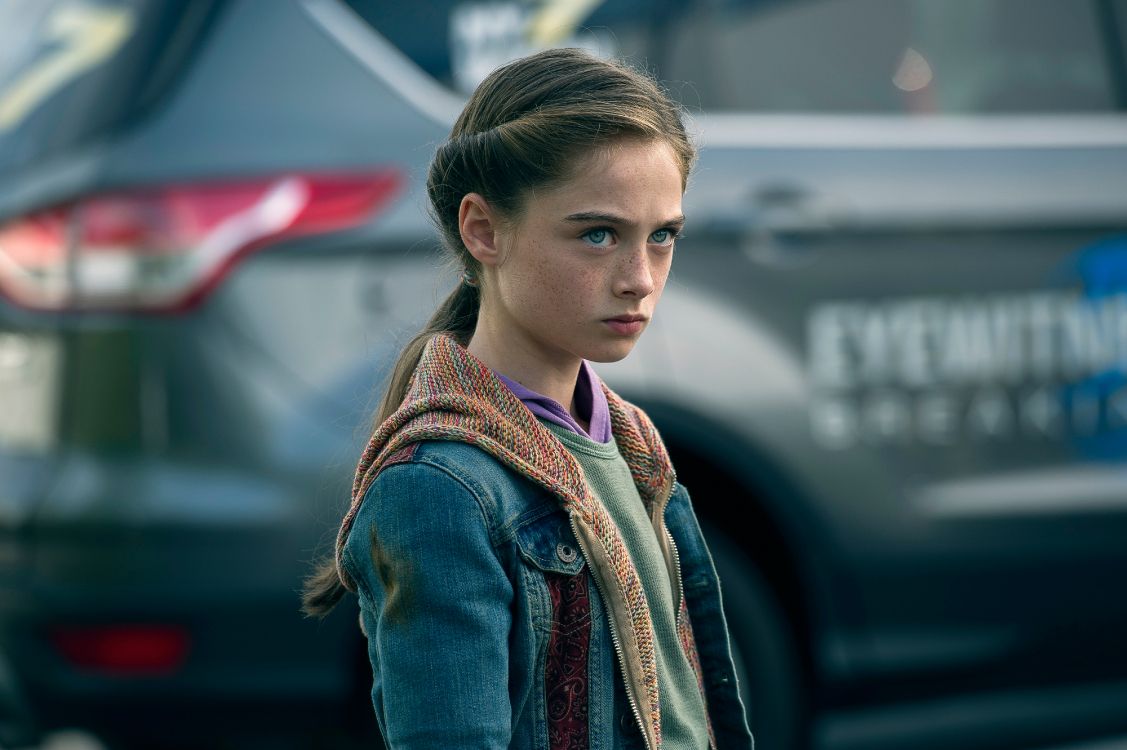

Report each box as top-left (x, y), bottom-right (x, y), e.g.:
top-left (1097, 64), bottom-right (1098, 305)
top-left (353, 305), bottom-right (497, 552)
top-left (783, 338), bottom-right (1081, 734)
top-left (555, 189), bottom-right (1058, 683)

top-left (358, 438), bottom-right (551, 532)
top-left (377, 439), bottom-right (525, 491)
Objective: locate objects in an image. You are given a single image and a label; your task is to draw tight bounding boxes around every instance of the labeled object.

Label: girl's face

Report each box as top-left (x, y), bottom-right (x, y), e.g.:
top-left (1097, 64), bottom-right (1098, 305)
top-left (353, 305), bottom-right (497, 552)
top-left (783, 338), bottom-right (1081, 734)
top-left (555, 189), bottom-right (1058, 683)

top-left (476, 138), bottom-right (685, 371)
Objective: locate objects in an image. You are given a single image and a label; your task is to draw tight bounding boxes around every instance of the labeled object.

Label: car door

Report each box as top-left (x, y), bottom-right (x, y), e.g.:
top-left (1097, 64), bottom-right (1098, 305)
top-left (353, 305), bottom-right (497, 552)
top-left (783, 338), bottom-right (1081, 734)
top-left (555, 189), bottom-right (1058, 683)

top-left (652, 0), bottom-right (1127, 697)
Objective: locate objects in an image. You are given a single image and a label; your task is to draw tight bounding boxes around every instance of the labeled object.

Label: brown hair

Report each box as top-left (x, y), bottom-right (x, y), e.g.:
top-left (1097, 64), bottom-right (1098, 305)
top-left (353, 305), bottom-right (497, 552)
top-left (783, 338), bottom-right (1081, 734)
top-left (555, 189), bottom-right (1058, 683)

top-left (302, 47), bottom-right (696, 618)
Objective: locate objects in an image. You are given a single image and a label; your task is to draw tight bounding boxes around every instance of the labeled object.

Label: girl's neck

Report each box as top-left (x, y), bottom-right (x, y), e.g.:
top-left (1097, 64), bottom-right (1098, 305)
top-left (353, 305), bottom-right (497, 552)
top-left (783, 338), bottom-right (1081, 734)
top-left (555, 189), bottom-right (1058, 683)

top-left (466, 328), bottom-right (583, 420)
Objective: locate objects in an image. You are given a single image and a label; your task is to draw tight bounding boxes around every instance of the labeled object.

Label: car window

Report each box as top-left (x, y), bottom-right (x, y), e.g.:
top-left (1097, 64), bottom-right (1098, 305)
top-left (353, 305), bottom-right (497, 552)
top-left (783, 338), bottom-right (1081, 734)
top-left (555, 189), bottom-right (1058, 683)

top-left (0, 0), bottom-right (145, 174)
top-left (352, 0), bottom-right (1126, 114)
top-left (667, 0), bottom-right (1122, 113)
top-left (0, 0), bottom-right (219, 177)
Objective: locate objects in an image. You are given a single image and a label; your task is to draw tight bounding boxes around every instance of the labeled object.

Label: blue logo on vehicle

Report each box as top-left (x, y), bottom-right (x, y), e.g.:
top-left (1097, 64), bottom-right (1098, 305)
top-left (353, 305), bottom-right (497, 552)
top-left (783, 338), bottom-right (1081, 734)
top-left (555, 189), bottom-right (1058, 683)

top-left (1056, 232), bottom-right (1127, 461)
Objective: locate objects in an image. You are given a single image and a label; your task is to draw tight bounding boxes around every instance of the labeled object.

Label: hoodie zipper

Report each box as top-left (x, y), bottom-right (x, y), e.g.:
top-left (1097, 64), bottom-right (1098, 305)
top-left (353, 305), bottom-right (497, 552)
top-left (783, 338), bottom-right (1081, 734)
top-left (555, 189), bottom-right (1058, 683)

top-left (654, 479), bottom-right (686, 627)
top-left (666, 526), bottom-right (686, 628)
top-left (656, 482), bottom-right (719, 750)
top-left (568, 511), bottom-right (655, 750)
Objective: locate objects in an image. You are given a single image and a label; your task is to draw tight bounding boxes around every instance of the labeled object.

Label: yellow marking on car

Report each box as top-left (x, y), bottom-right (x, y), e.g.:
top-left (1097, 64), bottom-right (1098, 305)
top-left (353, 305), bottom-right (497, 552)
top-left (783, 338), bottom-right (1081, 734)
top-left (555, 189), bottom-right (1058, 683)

top-left (527, 0), bottom-right (605, 46)
top-left (0, 4), bottom-right (135, 131)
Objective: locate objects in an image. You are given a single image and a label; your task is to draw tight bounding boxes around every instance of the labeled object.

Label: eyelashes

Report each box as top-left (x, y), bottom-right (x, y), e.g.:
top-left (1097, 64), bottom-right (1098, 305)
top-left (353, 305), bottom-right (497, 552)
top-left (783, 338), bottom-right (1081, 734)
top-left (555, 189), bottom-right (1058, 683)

top-left (579, 227), bottom-right (683, 248)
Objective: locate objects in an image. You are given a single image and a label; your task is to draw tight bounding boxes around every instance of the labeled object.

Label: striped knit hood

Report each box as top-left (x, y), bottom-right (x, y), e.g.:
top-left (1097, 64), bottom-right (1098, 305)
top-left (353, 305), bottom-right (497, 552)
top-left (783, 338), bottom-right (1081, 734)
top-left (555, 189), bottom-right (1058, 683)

top-left (334, 332), bottom-right (710, 750)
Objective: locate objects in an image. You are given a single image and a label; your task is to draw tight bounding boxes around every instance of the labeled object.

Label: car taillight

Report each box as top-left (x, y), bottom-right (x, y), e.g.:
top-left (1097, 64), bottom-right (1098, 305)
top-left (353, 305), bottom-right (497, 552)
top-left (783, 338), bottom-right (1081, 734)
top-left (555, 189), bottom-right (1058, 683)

top-left (0, 171), bottom-right (401, 313)
top-left (50, 624), bottom-right (190, 675)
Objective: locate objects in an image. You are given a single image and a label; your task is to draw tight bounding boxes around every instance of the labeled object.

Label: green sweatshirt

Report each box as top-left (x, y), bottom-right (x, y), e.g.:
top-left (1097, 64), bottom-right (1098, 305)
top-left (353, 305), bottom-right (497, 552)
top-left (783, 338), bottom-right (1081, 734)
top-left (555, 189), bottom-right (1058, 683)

top-left (541, 419), bottom-right (709, 748)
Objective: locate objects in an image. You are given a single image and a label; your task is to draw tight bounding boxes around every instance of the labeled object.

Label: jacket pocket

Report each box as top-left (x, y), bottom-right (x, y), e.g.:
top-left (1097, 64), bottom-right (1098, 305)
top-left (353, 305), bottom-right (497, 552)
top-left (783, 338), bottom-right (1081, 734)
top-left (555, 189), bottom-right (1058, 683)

top-left (514, 507), bottom-right (591, 635)
top-left (515, 507), bottom-right (587, 576)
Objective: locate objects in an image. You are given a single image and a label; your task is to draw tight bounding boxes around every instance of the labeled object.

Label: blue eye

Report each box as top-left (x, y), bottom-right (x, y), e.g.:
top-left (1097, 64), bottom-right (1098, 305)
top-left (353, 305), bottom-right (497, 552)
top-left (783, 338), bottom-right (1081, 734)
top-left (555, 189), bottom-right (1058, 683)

top-left (651, 229), bottom-right (671, 244)
top-left (582, 228), bottom-right (613, 247)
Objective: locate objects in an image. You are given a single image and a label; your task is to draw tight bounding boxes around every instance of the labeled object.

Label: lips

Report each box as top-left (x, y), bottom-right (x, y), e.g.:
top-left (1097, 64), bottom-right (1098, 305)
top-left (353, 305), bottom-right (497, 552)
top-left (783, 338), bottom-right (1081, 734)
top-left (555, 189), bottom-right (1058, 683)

top-left (603, 314), bottom-right (648, 336)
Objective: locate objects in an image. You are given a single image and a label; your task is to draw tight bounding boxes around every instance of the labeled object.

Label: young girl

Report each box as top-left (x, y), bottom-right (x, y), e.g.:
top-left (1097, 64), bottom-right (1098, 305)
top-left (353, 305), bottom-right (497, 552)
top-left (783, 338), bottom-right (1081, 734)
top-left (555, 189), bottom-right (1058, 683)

top-left (303, 47), bottom-right (753, 750)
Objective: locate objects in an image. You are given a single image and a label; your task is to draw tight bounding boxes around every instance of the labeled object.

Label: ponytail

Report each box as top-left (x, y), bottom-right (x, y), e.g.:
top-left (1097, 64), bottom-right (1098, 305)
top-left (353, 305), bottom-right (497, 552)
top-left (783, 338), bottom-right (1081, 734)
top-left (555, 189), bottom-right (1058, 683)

top-left (369, 280), bottom-right (479, 432)
top-left (301, 279), bottom-right (479, 618)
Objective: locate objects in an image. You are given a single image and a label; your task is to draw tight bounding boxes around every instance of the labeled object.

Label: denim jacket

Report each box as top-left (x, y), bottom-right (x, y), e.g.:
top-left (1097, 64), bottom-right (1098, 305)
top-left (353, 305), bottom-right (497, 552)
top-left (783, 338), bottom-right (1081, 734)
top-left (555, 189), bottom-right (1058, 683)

top-left (335, 334), bottom-right (754, 750)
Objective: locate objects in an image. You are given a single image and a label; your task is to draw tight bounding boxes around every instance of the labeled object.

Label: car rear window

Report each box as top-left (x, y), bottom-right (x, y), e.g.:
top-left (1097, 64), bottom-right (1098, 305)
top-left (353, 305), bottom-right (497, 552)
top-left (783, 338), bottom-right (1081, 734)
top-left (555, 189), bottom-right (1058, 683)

top-left (348, 0), bottom-right (1127, 114)
top-left (665, 0), bottom-right (1124, 113)
top-left (0, 0), bottom-right (219, 176)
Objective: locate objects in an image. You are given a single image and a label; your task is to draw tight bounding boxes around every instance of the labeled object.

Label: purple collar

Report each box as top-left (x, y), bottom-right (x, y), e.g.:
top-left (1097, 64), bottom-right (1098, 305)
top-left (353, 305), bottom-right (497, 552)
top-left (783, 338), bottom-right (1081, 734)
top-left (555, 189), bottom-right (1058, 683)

top-left (495, 360), bottom-right (612, 443)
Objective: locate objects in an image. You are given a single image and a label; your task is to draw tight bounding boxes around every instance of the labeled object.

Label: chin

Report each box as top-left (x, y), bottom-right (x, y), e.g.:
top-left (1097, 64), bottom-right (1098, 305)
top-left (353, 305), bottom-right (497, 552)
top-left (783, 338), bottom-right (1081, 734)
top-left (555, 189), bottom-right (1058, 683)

top-left (584, 339), bottom-right (638, 364)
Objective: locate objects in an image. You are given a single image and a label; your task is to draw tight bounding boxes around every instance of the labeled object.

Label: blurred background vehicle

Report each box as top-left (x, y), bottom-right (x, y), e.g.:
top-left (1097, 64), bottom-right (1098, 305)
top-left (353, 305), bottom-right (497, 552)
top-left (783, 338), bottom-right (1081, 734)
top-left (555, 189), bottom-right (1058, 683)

top-left (0, 0), bottom-right (1126, 749)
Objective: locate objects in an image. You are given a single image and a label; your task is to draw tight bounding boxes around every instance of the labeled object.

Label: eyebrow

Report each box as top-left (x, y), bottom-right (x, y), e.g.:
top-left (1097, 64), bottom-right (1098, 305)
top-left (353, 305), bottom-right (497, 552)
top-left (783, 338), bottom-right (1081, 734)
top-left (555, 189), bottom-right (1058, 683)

top-left (564, 211), bottom-right (686, 229)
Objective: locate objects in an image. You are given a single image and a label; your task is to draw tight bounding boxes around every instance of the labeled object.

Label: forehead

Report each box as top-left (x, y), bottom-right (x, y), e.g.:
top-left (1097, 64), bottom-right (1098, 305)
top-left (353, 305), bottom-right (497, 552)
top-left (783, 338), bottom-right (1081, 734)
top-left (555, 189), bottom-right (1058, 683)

top-left (528, 139), bottom-right (685, 219)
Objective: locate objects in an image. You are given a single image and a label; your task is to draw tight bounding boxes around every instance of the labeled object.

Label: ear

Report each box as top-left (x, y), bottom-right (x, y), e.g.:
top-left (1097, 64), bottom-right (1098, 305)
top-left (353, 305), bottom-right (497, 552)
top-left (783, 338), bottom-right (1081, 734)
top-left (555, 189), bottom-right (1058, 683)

top-left (458, 193), bottom-right (504, 268)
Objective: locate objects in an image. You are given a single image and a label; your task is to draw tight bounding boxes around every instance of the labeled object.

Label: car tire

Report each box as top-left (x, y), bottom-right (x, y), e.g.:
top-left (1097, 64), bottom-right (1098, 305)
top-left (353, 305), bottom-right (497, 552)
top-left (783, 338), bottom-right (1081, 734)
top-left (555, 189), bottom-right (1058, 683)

top-left (700, 519), bottom-right (808, 750)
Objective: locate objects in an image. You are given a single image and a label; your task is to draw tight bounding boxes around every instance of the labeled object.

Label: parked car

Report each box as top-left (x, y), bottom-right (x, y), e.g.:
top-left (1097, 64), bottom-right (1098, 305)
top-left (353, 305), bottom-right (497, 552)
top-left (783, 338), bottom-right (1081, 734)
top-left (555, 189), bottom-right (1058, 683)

top-left (1, 1), bottom-right (1126, 749)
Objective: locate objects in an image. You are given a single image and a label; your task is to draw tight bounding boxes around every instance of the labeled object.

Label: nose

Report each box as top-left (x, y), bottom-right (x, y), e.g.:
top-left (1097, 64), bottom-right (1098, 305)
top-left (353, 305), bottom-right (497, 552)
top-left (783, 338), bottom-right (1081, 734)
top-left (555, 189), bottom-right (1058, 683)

top-left (612, 241), bottom-right (656, 299)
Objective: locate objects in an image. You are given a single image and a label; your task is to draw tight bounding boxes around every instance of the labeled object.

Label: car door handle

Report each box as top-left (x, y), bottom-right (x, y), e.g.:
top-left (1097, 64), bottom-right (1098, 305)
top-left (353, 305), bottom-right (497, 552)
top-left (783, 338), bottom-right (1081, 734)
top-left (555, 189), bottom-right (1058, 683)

top-left (700, 183), bottom-right (850, 265)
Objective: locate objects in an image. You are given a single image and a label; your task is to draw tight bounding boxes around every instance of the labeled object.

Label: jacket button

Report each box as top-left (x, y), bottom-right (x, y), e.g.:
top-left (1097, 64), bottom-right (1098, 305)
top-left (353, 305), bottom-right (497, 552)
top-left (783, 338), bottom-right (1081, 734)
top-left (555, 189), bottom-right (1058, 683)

top-left (619, 711), bottom-right (637, 733)
top-left (556, 542), bottom-right (577, 563)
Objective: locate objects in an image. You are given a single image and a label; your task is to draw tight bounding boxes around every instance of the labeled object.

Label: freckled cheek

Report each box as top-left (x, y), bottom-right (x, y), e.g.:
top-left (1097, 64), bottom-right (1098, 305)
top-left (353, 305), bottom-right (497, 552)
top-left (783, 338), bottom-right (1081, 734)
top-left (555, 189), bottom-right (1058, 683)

top-left (525, 255), bottom-right (602, 318)
top-left (650, 258), bottom-right (673, 300)
top-left (505, 264), bottom-right (561, 320)
top-left (567, 269), bottom-right (607, 316)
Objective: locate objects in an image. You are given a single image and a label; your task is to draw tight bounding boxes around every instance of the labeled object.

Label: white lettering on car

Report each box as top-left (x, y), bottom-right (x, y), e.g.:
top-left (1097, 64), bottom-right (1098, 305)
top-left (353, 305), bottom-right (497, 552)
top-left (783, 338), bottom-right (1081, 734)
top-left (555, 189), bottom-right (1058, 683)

top-left (807, 290), bottom-right (1127, 448)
